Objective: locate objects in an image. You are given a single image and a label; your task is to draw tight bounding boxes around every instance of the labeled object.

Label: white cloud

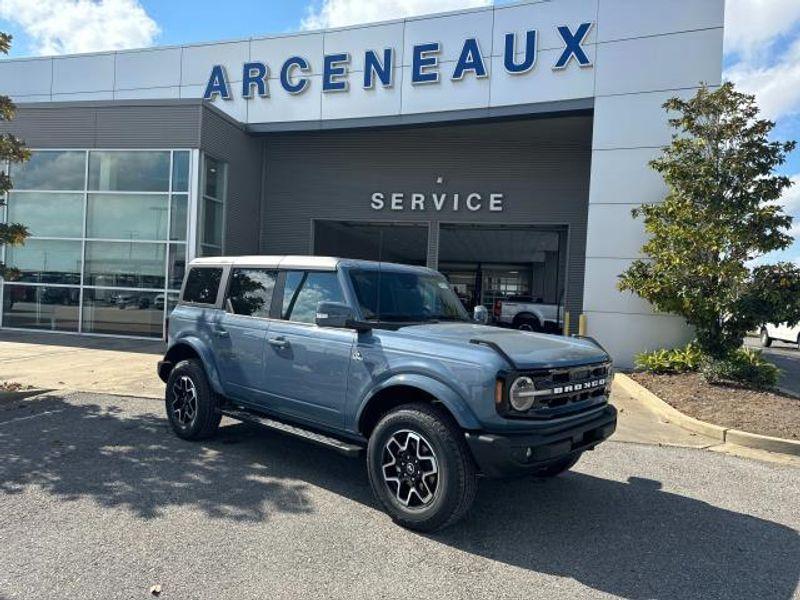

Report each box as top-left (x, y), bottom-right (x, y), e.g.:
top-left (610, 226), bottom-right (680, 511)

top-left (726, 38), bottom-right (800, 121)
top-left (780, 175), bottom-right (800, 214)
top-left (725, 0), bottom-right (800, 58)
top-left (723, 0), bottom-right (800, 121)
top-left (0, 0), bottom-right (159, 55)
top-left (301, 0), bottom-right (491, 30)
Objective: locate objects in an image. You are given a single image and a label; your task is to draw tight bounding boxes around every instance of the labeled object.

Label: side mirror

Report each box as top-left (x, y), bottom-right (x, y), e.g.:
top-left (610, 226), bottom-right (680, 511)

top-left (316, 302), bottom-right (371, 332)
top-left (473, 305), bottom-right (489, 325)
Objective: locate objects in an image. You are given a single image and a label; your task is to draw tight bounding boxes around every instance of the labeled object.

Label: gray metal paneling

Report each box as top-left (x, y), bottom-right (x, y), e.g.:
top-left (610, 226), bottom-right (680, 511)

top-left (260, 115), bottom-right (592, 322)
top-left (0, 101), bottom-right (203, 148)
top-left (200, 107), bottom-right (263, 256)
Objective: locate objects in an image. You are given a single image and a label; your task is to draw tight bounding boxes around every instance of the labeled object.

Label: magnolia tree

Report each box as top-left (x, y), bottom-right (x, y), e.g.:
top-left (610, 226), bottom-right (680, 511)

top-left (0, 33), bottom-right (30, 279)
top-left (619, 82), bottom-right (800, 360)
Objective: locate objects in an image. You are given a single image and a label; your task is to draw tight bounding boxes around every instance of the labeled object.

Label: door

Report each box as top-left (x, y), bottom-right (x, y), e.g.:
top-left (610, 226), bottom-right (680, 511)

top-left (212, 268), bottom-right (277, 401)
top-left (262, 270), bottom-right (356, 429)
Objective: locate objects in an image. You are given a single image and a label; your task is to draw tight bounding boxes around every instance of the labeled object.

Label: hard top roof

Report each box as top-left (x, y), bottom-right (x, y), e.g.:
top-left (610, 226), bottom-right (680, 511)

top-left (189, 255), bottom-right (435, 273)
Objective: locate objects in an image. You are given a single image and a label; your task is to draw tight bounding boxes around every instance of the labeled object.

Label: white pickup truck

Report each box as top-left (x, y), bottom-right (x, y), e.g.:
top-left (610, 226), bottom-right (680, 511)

top-left (493, 295), bottom-right (563, 333)
top-left (760, 323), bottom-right (800, 348)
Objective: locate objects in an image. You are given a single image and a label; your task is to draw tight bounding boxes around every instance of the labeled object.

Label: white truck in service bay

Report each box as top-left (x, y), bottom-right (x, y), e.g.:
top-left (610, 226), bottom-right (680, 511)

top-left (494, 295), bottom-right (563, 333)
top-left (760, 322), bottom-right (800, 348)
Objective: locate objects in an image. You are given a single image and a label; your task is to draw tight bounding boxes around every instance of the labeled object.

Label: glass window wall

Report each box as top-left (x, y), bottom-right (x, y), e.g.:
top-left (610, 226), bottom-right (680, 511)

top-left (2, 149), bottom-right (193, 338)
top-left (199, 154), bottom-right (226, 257)
top-left (2, 284), bottom-right (80, 332)
top-left (7, 192), bottom-right (84, 237)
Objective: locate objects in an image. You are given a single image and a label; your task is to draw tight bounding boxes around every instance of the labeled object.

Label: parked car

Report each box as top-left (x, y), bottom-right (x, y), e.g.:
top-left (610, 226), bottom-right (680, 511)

top-left (115, 293), bottom-right (151, 309)
top-left (494, 294), bottom-right (563, 332)
top-left (760, 323), bottom-right (800, 348)
top-left (158, 256), bottom-right (616, 531)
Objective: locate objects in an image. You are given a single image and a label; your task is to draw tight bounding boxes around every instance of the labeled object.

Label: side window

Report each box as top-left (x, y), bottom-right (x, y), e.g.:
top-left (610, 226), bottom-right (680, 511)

top-left (182, 267), bottom-right (223, 304)
top-left (281, 271), bottom-right (345, 324)
top-left (227, 268), bottom-right (276, 318)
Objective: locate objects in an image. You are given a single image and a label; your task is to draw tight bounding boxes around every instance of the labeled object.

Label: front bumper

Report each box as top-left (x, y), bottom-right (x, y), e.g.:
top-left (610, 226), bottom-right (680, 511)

top-left (464, 405), bottom-right (617, 478)
top-left (157, 360), bottom-right (171, 383)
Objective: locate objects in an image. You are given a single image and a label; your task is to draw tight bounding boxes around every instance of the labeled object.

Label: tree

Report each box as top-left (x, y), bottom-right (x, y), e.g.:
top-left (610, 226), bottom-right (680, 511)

top-left (618, 82), bottom-right (800, 359)
top-left (0, 32), bottom-right (30, 280)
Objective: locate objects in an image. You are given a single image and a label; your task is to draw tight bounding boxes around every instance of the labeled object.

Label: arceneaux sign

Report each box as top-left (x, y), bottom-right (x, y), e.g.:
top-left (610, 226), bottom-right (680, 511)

top-left (203, 23), bottom-right (593, 101)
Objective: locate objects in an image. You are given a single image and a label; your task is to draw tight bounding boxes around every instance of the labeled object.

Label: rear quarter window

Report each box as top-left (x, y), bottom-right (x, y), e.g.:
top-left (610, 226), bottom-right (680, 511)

top-left (182, 267), bottom-right (223, 304)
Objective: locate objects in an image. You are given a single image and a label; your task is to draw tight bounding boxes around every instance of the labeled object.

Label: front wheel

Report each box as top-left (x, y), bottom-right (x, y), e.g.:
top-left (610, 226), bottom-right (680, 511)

top-left (367, 403), bottom-right (477, 532)
top-left (760, 328), bottom-right (773, 348)
top-left (165, 359), bottom-right (222, 440)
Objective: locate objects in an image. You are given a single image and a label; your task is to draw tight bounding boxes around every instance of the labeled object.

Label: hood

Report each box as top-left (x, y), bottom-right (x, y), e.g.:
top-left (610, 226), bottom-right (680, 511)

top-left (395, 323), bottom-right (610, 369)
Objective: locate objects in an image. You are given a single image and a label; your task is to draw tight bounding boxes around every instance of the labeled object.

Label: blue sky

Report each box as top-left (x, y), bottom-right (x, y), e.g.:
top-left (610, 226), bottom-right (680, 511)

top-left (0, 0), bottom-right (798, 264)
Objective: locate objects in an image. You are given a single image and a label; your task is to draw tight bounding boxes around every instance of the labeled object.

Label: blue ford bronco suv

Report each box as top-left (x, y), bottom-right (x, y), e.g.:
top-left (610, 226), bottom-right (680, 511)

top-left (158, 256), bottom-right (616, 531)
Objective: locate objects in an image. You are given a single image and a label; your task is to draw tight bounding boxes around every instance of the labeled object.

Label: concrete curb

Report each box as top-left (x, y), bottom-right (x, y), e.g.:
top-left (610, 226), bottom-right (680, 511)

top-left (616, 374), bottom-right (800, 457)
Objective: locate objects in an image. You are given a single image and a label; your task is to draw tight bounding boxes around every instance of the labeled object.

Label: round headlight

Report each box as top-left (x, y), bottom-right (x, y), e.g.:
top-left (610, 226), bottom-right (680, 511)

top-left (509, 376), bottom-right (536, 412)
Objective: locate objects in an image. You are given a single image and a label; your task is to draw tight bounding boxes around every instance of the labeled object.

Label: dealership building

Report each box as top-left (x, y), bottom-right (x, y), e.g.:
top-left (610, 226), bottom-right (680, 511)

top-left (0, 0), bottom-right (724, 366)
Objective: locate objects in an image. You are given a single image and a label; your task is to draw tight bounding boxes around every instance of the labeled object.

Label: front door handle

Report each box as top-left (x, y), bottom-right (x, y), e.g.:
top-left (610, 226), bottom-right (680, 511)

top-left (213, 327), bottom-right (229, 338)
top-left (268, 337), bottom-right (288, 349)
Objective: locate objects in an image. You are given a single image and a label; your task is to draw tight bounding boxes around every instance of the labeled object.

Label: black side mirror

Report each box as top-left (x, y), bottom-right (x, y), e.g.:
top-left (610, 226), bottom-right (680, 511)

top-left (316, 302), bottom-right (371, 331)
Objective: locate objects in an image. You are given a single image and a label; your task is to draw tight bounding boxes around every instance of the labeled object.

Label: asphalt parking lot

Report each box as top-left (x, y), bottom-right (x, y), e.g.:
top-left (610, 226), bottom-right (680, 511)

top-left (745, 336), bottom-right (800, 397)
top-left (1, 392), bottom-right (798, 600)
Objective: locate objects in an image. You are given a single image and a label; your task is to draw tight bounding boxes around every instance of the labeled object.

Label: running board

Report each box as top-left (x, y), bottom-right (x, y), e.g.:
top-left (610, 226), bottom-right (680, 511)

top-left (218, 406), bottom-right (364, 457)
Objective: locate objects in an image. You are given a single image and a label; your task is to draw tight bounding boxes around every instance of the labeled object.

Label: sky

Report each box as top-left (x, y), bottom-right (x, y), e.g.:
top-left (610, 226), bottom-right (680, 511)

top-left (0, 0), bottom-right (798, 265)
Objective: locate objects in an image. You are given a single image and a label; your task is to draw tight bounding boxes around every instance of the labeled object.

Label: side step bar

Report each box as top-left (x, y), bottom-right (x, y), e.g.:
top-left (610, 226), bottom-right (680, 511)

top-left (218, 406), bottom-right (364, 457)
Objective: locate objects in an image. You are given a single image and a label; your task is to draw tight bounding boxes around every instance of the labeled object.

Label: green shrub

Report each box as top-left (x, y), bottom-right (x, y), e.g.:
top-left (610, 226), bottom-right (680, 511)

top-left (635, 343), bottom-right (704, 374)
top-left (701, 348), bottom-right (780, 389)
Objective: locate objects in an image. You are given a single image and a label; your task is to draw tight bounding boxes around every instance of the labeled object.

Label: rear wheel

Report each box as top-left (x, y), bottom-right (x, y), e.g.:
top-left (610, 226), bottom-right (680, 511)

top-left (367, 403), bottom-right (477, 532)
top-left (533, 453), bottom-right (582, 478)
top-left (514, 315), bottom-right (541, 332)
top-left (165, 359), bottom-right (222, 440)
top-left (760, 328), bottom-right (773, 348)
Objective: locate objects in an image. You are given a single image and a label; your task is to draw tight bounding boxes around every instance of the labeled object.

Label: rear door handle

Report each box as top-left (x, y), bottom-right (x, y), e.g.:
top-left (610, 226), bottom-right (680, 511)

top-left (268, 337), bottom-right (288, 348)
top-left (213, 327), bottom-right (229, 338)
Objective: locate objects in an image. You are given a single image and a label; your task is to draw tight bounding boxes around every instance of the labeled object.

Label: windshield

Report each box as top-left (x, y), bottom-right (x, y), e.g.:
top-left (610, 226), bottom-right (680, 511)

top-left (349, 269), bottom-right (470, 323)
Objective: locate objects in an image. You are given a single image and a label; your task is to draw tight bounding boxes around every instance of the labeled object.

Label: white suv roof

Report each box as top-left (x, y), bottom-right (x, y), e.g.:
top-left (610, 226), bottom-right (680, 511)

top-left (190, 255), bottom-right (339, 271)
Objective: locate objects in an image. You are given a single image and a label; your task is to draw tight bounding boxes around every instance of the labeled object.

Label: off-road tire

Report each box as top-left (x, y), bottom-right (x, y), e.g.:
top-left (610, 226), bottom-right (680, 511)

top-left (533, 452), bottom-right (582, 478)
top-left (760, 328), bottom-right (773, 348)
top-left (367, 403), bottom-right (477, 532)
top-left (165, 359), bottom-right (222, 440)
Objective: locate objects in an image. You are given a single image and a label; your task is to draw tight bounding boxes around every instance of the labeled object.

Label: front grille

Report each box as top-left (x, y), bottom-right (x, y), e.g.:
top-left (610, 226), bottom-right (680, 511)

top-left (514, 362), bottom-right (612, 418)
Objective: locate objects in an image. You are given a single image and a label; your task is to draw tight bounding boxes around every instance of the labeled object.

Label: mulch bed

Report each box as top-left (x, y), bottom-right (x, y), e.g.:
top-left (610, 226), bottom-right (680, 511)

top-left (630, 372), bottom-right (800, 441)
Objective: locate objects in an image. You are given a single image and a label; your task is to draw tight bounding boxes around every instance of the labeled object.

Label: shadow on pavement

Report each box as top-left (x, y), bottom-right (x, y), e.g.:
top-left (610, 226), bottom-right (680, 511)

top-left (0, 394), bottom-right (370, 522)
top-left (1, 393), bottom-right (797, 600)
top-left (436, 473), bottom-right (800, 600)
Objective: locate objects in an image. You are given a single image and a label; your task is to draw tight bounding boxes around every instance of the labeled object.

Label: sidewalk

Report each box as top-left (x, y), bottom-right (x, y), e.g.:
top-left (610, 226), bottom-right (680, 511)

top-left (0, 330), bottom-right (165, 398)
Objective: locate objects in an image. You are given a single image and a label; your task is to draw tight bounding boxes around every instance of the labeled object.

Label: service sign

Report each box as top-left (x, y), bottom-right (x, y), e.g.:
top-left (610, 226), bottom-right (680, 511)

top-left (203, 23), bottom-right (594, 102)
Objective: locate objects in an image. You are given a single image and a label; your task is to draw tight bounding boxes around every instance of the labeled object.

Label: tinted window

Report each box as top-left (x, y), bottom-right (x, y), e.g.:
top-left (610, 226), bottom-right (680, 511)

top-left (182, 267), bottom-right (222, 304)
top-left (228, 268), bottom-right (276, 318)
top-left (349, 270), bottom-right (468, 323)
top-left (281, 271), bottom-right (344, 324)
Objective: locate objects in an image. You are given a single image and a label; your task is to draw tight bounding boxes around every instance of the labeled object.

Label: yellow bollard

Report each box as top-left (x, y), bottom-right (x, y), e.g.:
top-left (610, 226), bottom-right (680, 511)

top-left (562, 311), bottom-right (570, 337)
top-left (578, 313), bottom-right (587, 337)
